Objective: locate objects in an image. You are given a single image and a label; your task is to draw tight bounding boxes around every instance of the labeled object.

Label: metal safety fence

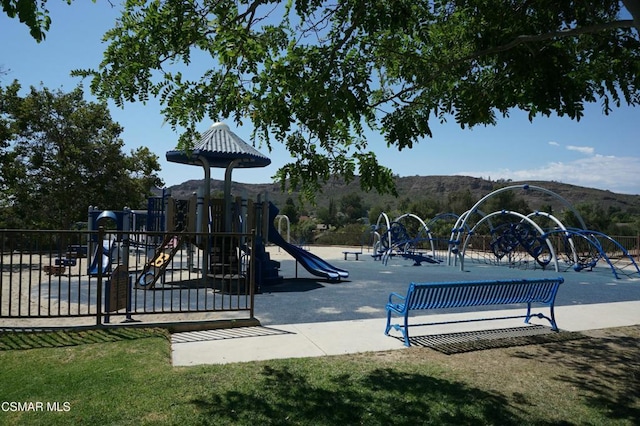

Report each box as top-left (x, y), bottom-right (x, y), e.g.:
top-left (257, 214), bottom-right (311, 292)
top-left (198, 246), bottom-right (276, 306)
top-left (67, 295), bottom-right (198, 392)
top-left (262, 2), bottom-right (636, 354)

top-left (0, 228), bottom-right (255, 329)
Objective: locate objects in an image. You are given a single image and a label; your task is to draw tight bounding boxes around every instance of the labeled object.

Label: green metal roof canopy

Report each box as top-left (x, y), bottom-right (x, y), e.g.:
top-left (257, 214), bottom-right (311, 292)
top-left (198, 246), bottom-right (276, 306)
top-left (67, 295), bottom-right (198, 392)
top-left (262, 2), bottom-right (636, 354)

top-left (166, 122), bottom-right (271, 232)
top-left (166, 122), bottom-right (271, 168)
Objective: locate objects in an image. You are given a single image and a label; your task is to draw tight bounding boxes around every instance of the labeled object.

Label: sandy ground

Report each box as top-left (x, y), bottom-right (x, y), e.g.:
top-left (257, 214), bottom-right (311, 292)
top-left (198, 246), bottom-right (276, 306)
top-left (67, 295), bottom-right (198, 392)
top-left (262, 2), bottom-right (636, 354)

top-left (265, 244), bottom-right (371, 261)
top-left (0, 250), bottom-right (253, 329)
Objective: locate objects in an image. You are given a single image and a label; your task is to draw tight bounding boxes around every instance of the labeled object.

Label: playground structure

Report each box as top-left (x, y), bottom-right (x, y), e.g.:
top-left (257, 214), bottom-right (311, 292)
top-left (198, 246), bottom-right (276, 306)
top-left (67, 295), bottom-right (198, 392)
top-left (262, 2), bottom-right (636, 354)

top-left (86, 207), bottom-right (136, 277)
top-left (163, 122), bottom-right (348, 286)
top-left (0, 189), bottom-right (349, 329)
top-left (452, 185), bottom-right (640, 279)
top-left (88, 190), bottom-right (349, 288)
top-left (372, 184), bottom-right (640, 279)
top-left (86, 200), bottom-right (188, 285)
top-left (371, 212), bottom-right (455, 266)
top-left (0, 122), bottom-right (351, 329)
top-left (78, 122), bottom-right (349, 300)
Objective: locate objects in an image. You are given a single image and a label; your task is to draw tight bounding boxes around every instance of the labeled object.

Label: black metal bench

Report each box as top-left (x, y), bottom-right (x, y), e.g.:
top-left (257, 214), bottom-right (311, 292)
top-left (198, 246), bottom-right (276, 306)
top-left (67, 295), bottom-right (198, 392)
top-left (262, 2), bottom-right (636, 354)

top-left (343, 250), bottom-right (362, 260)
top-left (55, 258), bottom-right (77, 267)
top-left (43, 258), bottom-right (78, 276)
top-left (385, 277), bottom-right (564, 346)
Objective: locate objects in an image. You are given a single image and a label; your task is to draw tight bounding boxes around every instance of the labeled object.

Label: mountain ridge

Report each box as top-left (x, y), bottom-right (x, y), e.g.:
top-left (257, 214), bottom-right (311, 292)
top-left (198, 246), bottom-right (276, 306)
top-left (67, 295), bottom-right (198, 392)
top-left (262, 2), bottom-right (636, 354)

top-left (165, 175), bottom-right (640, 215)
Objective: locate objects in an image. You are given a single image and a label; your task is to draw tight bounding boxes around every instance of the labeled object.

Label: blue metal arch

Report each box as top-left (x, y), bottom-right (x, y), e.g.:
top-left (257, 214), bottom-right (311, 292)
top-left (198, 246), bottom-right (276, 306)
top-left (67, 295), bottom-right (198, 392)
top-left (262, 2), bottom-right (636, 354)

top-left (544, 228), bottom-right (640, 279)
top-left (448, 184), bottom-right (588, 265)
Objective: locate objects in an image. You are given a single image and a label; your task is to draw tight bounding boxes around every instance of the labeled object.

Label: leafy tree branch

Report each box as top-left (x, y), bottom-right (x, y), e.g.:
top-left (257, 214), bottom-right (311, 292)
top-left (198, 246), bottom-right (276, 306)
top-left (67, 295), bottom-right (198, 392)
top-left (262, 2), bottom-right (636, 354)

top-left (4, 1), bottom-right (640, 203)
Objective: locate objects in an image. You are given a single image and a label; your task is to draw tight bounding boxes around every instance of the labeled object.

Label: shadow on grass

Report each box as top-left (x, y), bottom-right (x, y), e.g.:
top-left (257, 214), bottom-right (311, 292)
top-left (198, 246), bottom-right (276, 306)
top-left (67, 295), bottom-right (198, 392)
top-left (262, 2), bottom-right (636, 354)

top-left (0, 328), bottom-right (168, 350)
top-left (513, 330), bottom-right (640, 424)
top-left (189, 364), bottom-right (523, 425)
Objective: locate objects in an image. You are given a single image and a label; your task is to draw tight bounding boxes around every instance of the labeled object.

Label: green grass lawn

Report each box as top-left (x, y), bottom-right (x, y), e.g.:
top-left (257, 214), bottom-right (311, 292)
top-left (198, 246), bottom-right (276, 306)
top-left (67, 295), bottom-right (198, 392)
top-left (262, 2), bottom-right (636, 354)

top-left (0, 327), bottom-right (638, 425)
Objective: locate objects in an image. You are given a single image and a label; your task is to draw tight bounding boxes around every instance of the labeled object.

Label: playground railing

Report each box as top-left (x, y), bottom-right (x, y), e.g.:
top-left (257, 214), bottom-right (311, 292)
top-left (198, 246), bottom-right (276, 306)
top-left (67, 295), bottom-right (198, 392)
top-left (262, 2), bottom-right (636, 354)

top-left (0, 228), bottom-right (256, 329)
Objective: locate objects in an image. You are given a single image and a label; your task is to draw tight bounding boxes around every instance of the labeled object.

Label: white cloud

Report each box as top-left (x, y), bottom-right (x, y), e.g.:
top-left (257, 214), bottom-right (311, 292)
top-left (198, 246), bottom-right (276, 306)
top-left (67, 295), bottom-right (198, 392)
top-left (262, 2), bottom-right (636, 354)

top-left (456, 155), bottom-right (640, 195)
top-left (548, 141), bottom-right (560, 147)
top-left (566, 145), bottom-right (595, 155)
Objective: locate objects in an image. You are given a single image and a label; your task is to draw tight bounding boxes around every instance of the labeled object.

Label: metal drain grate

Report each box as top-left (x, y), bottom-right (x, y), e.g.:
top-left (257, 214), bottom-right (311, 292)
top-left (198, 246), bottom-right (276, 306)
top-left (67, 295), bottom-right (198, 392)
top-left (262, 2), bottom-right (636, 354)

top-left (406, 326), bottom-right (585, 354)
top-left (171, 326), bottom-right (292, 344)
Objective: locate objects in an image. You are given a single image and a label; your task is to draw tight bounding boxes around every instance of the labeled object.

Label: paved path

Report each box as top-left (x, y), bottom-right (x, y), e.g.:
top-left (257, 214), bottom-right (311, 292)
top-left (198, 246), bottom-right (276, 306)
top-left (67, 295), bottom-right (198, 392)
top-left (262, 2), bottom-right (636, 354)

top-left (172, 300), bottom-right (640, 365)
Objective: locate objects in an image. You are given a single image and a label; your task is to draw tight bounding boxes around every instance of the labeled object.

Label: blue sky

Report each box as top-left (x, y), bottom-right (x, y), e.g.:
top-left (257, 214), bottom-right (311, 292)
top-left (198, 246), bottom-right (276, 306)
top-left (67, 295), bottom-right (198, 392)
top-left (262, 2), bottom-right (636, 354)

top-left (2, 1), bottom-right (639, 195)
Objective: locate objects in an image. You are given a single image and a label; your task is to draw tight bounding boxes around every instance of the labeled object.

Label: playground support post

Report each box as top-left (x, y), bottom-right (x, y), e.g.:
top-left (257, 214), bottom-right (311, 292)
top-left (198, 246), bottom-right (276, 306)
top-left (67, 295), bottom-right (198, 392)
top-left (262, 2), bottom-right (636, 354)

top-left (197, 154), bottom-right (210, 279)
top-left (96, 226), bottom-right (104, 326)
top-left (249, 228), bottom-right (256, 318)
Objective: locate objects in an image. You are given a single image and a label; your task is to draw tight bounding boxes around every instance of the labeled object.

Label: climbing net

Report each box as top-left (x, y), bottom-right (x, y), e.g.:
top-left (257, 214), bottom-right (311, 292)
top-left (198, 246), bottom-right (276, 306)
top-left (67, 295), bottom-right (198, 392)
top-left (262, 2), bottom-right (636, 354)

top-left (372, 212), bottom-right (454, 265)
top-left (461, 217), bottom-right (639, 278)
top-left (462, 219), bottom-right (553, 270)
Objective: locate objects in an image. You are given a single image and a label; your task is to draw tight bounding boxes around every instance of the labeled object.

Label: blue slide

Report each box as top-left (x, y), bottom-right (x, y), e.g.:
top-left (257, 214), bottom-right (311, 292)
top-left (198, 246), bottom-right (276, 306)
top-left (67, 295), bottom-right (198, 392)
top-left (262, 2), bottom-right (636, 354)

top-left (88, 240), bottom-right (114, 276)
top-left (268, 203), bottom-right (348, 281)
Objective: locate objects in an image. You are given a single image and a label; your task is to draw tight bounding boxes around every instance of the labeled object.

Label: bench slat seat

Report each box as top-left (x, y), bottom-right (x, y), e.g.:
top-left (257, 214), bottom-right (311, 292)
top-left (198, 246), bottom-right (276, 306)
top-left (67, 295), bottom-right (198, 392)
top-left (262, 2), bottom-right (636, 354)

top-left (55, 258), bottom-right (77, 267)
top-left (385, 277), bottom-right (564, 346)
top-left (342, 251), bottom-right (362, 260)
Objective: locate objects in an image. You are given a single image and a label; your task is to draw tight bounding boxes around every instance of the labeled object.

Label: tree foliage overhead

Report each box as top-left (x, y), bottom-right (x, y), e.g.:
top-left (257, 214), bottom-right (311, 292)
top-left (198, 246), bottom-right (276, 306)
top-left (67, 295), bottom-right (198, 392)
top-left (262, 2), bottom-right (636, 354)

top-left (0, 81), bottom-right (162, 229)
top-left (1, 0), bottom-right (77, 42)
top-left (8, 1), bottom-right (639, 201)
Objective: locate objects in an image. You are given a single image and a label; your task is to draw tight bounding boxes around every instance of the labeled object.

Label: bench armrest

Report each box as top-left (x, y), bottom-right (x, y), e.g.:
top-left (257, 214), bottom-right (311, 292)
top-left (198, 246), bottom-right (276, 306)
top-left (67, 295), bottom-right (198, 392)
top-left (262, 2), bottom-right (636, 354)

top-left (387, 292), bottom-right (406, 304)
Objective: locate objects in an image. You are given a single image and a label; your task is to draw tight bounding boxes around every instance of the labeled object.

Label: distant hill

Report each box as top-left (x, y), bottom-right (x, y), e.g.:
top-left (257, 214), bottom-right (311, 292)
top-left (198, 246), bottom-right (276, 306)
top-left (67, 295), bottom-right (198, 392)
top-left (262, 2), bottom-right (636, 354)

top-left (166, 175), bottom-right (640, 216)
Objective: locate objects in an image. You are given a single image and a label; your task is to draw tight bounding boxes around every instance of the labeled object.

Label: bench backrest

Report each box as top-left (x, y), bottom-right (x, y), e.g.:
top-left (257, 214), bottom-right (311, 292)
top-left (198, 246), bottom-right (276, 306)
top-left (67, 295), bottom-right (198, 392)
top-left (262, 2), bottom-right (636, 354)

top-left (406, 277), bottom-right (563, 310)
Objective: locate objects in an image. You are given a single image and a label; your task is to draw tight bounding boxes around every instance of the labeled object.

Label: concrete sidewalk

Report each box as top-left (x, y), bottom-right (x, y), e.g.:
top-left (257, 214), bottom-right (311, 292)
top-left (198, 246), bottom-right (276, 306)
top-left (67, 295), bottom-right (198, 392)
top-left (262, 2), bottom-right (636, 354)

top-left (171, 300), bottom-right (640, 366)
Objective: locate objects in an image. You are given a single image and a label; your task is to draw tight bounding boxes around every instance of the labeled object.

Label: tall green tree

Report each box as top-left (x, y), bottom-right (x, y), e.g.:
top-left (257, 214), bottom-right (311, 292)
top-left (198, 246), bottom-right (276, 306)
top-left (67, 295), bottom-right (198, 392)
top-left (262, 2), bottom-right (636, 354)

top-left (317, 198), bottom-right (338, 227)
top-left (447, 189), bottom-right (477, 215)
top-left (0, 81), bottom-right (162, 229)
top-left (279, 197), bottom-right (299, 224)
top-left (340, 192), bottom-right (368, 223)
top-left (6, 1), bottom-right (640, 200)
